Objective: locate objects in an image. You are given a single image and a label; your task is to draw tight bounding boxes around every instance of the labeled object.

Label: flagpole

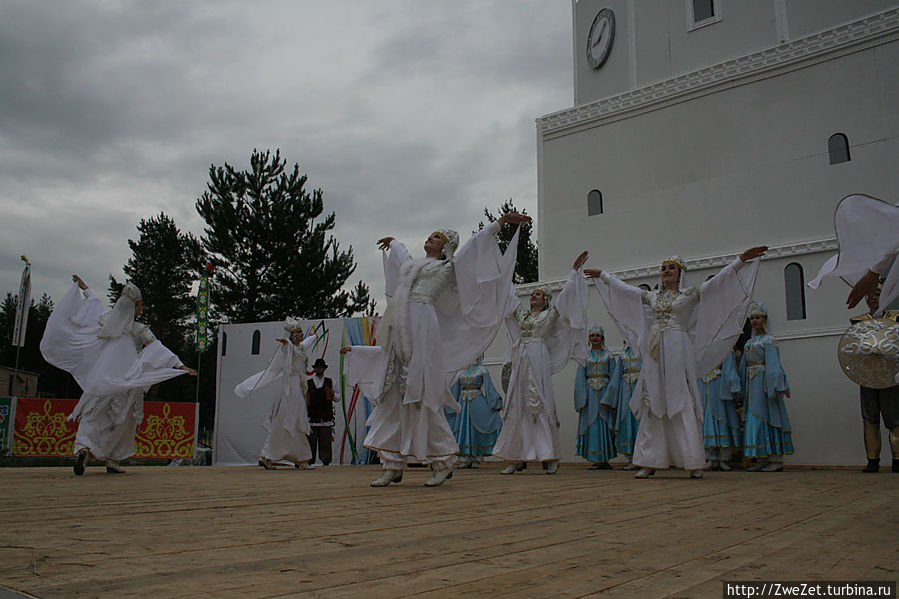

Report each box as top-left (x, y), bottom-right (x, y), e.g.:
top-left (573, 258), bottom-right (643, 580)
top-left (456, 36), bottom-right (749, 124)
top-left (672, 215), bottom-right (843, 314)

top-left (11, 256), bottom-right (31, 397)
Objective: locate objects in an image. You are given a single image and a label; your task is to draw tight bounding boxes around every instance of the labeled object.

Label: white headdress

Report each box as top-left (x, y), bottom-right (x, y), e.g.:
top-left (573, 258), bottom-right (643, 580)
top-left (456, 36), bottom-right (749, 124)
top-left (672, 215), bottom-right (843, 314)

top-left (97, 283), bottom-right (142, 339)
top-left (433, 229), bottom-right (459, 260)
top-left (660, 255), bottom-right (687, 291)
top-left (284, 317), bottom-right (304, 333)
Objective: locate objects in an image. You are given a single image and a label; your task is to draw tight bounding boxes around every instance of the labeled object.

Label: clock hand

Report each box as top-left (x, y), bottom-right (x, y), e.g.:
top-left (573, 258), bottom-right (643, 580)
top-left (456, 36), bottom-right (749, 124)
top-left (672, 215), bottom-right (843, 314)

top-left (593, 21), bottom-right (608, 47)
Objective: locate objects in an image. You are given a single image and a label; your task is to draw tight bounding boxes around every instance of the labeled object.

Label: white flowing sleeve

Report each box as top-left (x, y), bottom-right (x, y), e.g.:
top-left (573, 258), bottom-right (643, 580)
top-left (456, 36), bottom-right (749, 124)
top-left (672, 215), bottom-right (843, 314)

top-left (234, 344), bottom-right (288, 399)
top-left (693, 258), bottom-right (760, 377)
top-left (299, 333), bottom-right (318, 354)
top-left (546, 268), bottom-right (589, 373)
top-left (106, 340), bottom-right (186, 390)
top-left (40, 283), bottom-right (108, 389)
top-left (437, 221), bottom-right (520, 372)
top-left (343, 346), bottom-right (388, 402)
top-left (591, 271), bottom-right (647, 354)
top-left (808, 194), bottom-right (899, 294)
top-left (383, 240), bottom-right (412, 300)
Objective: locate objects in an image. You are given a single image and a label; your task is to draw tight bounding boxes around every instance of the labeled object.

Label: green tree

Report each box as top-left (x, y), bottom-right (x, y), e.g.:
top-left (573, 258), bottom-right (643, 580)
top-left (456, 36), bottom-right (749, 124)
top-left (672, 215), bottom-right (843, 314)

top-left (108, 212), bottom-right (204, 358)
top-left (108, 213), bottom-right (205, 404)
top-left (479, 200), bottom-right (539, 284)
top-left (1, 292), bottom-right (76, 398)
top-left (196, 148), bottom-right (373, 322)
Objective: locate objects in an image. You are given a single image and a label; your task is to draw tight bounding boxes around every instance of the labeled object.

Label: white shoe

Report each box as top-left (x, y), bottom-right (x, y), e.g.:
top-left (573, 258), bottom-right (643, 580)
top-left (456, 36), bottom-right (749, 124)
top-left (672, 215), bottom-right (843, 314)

top-left (296, 462), bottom-right (315, 470)
top-left (634, 468), bottom-right (655, 479)
top-left (371, 469), bottom-right (403, 487)
top-left (704, 460), bottom-right (714, 469)
top-left (760, 462), bottom-right (783, 472)
top-left (747, 462), bottom-right (765, 472)
top-left (718, 462), bottom-right (731, 471)
top-left (424, 468), bottom-right (454, 487)
top-left (455, 457), bottom-right (472, 469)
top-left (622, 462), bottom-right (638, 471)
top-left (501, 462), bottom-right (525, 474)
top-left (690, 469), bottom-right (704, 479)
top-left (545, 460), bottom-right (559, 475)
top-left (105, 460), bottom-right (126, 474)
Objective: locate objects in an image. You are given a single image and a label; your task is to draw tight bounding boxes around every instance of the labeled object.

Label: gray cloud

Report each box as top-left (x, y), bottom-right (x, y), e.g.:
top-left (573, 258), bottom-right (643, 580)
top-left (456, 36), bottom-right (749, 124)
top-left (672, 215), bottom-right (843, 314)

top-left (0, 0), bottom-right (571, 314)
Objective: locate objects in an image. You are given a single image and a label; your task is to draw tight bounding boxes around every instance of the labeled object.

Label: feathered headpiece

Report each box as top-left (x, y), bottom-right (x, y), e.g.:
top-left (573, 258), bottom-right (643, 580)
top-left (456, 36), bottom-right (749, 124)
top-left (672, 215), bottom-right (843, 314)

top-left (284, 317), bottom-right (304, 333)
top-left (432, 229), bottom-right (460, 259)
top-left (661, 256), bottom-right (686, 271)
top-left (749, 301), bottom-right (768, 317)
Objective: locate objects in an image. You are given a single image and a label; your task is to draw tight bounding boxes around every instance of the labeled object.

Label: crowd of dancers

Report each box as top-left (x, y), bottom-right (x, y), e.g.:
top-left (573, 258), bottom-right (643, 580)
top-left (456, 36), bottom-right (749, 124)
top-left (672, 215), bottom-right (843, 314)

top-left (39, 195), bottom-right (897, 483)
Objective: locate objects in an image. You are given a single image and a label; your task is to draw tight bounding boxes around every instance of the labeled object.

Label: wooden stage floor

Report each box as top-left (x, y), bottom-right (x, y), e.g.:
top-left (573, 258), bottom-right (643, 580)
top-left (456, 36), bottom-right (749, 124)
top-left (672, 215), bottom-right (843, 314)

top-left (1, 464), bottom-right (897, 598)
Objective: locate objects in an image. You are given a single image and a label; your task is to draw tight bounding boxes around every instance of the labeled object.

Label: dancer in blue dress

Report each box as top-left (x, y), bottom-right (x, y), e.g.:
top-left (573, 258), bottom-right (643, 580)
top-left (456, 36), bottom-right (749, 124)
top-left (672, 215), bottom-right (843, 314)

top-left (573, 324), bottom-right (619, 469)
top-left (740, 301), bottom-right (793, 472)
top-left (447, 359), bottom-right (503, 468)
top-left (614, 340), bottom-right (642, 469)
top-left (700, 350), bottom-right (742, 471)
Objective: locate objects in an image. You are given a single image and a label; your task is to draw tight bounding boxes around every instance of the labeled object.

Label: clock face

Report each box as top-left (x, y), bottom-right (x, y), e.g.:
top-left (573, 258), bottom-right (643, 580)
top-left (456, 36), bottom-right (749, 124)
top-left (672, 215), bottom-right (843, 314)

top-left (587, 8), bottom-right (615, 69)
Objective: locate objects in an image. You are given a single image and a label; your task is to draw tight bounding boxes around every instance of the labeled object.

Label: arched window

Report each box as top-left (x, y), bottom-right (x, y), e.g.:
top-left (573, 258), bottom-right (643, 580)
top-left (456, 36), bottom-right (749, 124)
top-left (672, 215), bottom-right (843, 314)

top-left (587, 189), bottom-right (603, 216)
top-left (221, 332), bottom-right (228, 356)
top-left (251, 330), bottom-right (261, 355)
top-left (784, 262), bottom-right (807, 320)
top-left (828, 133), bottom-right (850, 165)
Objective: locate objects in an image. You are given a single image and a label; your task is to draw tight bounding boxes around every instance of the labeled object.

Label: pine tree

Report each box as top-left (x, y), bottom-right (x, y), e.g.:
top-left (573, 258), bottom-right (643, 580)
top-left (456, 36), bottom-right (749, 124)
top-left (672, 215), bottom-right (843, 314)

top-left (195, 148), bottom-right (373, 322)
top-left (108, 213), bottom-right (203, 358)
top-left (479, 200), bottom-right (539, 284)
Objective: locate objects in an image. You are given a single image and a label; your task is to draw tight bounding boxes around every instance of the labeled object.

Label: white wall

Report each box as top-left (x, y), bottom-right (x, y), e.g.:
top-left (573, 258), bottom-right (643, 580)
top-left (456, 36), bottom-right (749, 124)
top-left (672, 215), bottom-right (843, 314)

top-left (213, 318), bottom-right (368, 466)
top-left (535, 4), bottom-right (899, 465)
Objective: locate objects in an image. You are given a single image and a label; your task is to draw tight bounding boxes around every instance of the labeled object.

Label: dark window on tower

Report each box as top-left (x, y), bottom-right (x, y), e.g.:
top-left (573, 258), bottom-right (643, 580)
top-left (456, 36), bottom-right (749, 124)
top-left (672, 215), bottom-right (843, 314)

top-left (587, 189), bottom-right (603, 216)
top-left (251, 330), bottom-right (261, 355)
top-left (693, 0), bottom-right (715, 22)
top-left (828, 133), bottom-right (851, 165)
top-left (784, 263), bottom-right (807, 320)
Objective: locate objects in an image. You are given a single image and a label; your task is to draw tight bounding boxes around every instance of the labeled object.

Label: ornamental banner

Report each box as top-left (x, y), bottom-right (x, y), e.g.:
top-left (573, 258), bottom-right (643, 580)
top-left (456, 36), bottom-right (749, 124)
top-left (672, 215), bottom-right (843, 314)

top-left (0, 397), bottom-right (12, 455)
top-left (12, 398), bottom-right (198, 459)
top-left (13, 398), bottom-right (77, 456)
top-left (196, 265), bottom-right (211, 352)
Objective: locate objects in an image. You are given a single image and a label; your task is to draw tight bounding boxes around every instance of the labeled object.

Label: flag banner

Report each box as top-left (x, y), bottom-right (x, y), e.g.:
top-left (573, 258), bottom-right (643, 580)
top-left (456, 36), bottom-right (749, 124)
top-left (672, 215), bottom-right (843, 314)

top-left (12, 398), bottom-right (197, 458)
top-left (196, 267), bottom-right (210, 352)
top-left (12, 259), bottom-right (31, 347)
top-left (0, 397), bottom-right (12, 455)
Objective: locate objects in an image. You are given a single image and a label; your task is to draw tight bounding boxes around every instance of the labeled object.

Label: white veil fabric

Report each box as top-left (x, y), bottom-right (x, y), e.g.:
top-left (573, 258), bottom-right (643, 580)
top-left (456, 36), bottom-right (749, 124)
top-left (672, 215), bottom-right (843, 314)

top-left (40, 283), bottom-right (187, 422)
top-left (344, 222), bottom-right (519, 410)
top-left (808, 194), bottom-right (899, 315)
top-left (97, 283), bottom-right (141, 339)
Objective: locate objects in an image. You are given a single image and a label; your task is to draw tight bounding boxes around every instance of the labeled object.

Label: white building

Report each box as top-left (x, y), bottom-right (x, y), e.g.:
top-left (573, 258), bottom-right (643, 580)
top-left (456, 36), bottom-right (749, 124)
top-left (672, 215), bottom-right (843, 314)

top-left (522, 0), bottom-right (899, 465)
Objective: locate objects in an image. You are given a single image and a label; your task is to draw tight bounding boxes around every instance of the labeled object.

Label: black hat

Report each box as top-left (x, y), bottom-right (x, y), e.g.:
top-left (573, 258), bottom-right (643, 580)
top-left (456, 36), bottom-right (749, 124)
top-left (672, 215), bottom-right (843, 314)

top-left (312, 358), bottom-right (328, 369)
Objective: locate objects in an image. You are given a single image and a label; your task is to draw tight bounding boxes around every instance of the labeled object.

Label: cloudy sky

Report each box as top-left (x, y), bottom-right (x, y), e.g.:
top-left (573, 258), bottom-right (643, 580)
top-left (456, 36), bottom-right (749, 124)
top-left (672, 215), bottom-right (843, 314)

top-left (0, 0), bottom-right (573, 314)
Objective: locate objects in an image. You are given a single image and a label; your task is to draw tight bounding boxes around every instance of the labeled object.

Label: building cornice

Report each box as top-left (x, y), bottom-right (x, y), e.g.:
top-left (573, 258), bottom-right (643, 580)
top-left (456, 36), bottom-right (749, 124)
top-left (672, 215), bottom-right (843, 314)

top-left (517, 237), bottom-right (837, 294)
top-left (539, 8), bottom-right (899, 139)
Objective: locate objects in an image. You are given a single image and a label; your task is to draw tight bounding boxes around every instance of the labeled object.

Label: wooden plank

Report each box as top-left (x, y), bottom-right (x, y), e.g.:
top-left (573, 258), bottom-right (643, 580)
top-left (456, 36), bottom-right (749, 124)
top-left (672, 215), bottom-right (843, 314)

top-left (0, 466), bottom-right (897, 598)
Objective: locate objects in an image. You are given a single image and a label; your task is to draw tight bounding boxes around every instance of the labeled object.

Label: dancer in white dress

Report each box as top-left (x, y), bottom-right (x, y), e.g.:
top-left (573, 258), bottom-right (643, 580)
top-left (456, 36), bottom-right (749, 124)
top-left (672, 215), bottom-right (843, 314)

top-left (493, 251), bottom-right (590, 475)
top-left (585, 246), bottom-right (765, 478)
top-left (235, 318), bottom-right (317, 470)
top-left (40, 275), bottom-right (195, 475)
top-left (341, 213), bottom-right (529, 487)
